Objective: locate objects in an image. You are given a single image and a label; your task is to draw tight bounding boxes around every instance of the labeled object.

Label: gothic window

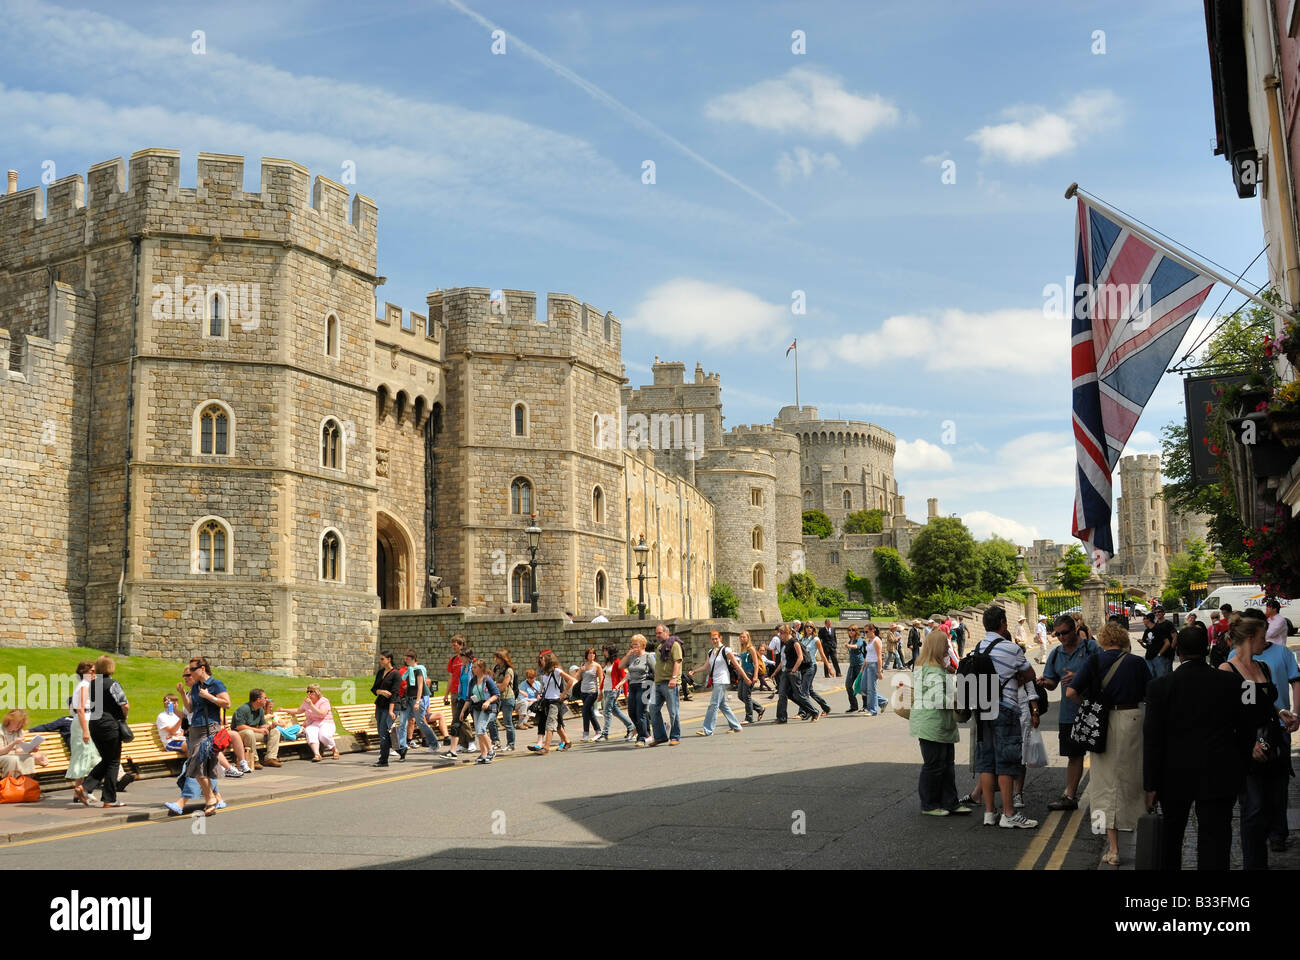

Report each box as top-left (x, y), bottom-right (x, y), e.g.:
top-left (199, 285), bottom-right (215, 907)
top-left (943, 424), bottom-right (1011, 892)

top-left (511, 565), bottom-right (532, 604)
top-left (321, 529), bottom-right (343, 582)
top-left (843, 490), bottom-right (852, 510)
top-left (595, 570), bottom-right (607, 607)
top-left (593, 486), bottom-right (604, 524)
top-left (752, 564), bottom-right (765, 590)
top-left (511, 477), bottom-right (532, 515)
top-left (752, 526), bottom-right (763, 550)
top-left (206, 290), bottom-right (228, 339)
top-left (804, 490), bottom-right (813, 509)
top-left (193, 518), bottom-right (230, 573)
top-left (513, 402), bottom-right (528, 437)
top-left (195, 402), bottom-right (231, 456)
top-left (325, 314), bottom-right (339, 358)
top-left (321, 418), bottom-right (343, 469)
top-left (751, 487), bottom-right (762, 506)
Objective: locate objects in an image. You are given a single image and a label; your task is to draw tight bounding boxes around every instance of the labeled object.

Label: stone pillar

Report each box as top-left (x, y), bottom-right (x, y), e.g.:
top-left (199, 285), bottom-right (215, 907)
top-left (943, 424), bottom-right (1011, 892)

top-left (1081, 572), bottom-right (1106, 629)
top-left (1206, 556), bottom-right (1231, 592)
top-left (1025, 586), bottom-right (1038, 631)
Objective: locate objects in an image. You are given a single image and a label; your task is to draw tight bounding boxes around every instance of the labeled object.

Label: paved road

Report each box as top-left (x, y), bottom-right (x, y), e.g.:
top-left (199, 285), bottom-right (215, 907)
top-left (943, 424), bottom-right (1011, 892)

top-left (0, 674), bottom-right (1103, 870)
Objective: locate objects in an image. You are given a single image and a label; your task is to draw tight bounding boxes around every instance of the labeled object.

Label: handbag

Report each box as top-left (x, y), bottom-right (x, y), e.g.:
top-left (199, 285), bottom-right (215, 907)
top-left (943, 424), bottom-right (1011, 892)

top-left (118, 720), bottom-right (135, 742)
top-left (1068, 654), bottom-right (1125, 754)
top-left (0, 773), bottom-right (41, 803)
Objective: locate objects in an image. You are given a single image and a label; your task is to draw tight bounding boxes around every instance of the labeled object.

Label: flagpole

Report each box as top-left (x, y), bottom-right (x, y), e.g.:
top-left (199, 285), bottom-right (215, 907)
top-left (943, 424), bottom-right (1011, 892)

top-left (1065, 183), bottom-right (1295, 326)
top-left (794, 339), bottom-right (800, 408)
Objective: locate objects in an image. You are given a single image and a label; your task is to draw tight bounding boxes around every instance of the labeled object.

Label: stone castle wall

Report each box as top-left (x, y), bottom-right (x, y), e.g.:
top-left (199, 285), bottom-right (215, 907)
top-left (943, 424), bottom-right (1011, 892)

top-left (695, 447), bottom-right (778, 623)
top-left (624, 452), bottom-right (714, 620)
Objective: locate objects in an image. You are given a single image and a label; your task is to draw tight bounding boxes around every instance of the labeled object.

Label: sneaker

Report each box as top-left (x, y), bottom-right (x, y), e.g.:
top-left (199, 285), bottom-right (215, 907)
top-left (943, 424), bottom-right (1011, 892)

top-left (486, 751), bottom-right (496, 761)
top-left (635, 740), bottom-right (648, 747)
top-left (950, 805), bottom-right (974, 815)
top-left (1013, 793), bottom-right (1025, 810)
top-left (696, 730), bottom-right (711, 737)
top-left (1047, 795), bottom-right (1078, 811)
top-left (596, 733), bottom-right (609, 742)
top-left (921, 808), bottom-right (951, 817)
top-left (669, 739), bottom-right (681, 746)
top-left (504, 745), bottom-right (515, 753)
top-left (956, 793), bottom-right (974, 805)
top-left (223, 766), bottom-right (244, 779)
top-left (644, 738), bottom-right (657, 747)
top-left (999, 812), bottom-right (1039, 829)
top-left (580, 735), bottom-right (591, 743)
top-left (624, 731), bottom-right (637, 741)
top-left (238, 761), bottom-right (252, 774)
top-left (526, 744), bottom-right (542, 753)
top-left (983, 812), bottom-right (998, 826)
top-left (474, 755), bottom-right (489, 764)
top-left (439, 751), bottom-right (457, 760)
top-left (846, 707), bottom-right (858, 713)
top-left (397, 749), bottom-right (407, 762)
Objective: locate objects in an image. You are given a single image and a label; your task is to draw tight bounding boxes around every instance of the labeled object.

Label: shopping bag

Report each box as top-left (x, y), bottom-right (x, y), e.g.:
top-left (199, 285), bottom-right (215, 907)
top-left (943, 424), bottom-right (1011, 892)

top-left (1023, 726), bottom-right (1048, 768)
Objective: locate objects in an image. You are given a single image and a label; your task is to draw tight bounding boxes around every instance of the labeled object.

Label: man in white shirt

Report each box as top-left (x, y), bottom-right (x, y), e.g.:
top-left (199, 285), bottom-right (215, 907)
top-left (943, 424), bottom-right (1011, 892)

top-left (972, 606), bottom-right (1039, 830)
top-left (1034, 615), bottom-right (1049, 663)
top-left (1265, 599), bottom-right (1289, 648)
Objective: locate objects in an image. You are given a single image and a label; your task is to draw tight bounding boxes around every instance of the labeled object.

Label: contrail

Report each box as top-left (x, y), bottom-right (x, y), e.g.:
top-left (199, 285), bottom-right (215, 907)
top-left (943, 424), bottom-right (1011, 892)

top-left (441, 0), bottom-right (797, 223)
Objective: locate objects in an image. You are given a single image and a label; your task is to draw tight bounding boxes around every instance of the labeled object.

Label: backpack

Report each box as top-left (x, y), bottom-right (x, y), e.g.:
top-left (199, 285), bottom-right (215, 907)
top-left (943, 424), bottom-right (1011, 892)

top-left (397, 665), bottom-right (419, 700)
top-left (955, 636), bottom-right (1006, 719)
top-left (707, 646), bottom-right (738, 687)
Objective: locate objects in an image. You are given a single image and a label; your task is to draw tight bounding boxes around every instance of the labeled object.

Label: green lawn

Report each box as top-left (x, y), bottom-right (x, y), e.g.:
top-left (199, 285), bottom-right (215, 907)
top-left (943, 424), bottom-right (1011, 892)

top-left (0, 646), bottom-right (375, 726)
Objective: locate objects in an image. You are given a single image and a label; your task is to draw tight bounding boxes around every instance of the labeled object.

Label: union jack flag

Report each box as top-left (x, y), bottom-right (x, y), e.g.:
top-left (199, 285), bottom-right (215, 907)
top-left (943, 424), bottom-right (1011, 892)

top-left (1070, 198), bottom-right (1215, 567)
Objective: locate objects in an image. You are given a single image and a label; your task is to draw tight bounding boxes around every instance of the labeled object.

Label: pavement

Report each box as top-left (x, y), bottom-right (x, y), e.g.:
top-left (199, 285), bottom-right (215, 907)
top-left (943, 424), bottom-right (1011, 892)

top-left (1, 667), bottom-right (1293, 869)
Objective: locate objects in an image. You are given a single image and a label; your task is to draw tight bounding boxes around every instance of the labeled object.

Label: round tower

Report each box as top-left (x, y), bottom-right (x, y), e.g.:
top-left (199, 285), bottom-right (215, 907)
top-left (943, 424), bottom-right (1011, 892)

top-left (695, 446), bottom-right (778, 623)
top-left (724, 424), bottom-right (802, 583)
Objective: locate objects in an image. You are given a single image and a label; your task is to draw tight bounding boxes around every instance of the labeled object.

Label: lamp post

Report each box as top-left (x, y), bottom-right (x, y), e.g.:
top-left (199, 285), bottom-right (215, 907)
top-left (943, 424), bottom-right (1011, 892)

top-left (634, 534), bottom-right (650, 620)
top-left (526, 517), bottom-right (541, 614)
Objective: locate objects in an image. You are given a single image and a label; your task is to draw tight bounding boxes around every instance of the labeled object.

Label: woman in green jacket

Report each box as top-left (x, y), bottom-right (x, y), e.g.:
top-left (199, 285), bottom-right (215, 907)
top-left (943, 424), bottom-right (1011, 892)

top-left (909, 630), bottom-right (973, 817)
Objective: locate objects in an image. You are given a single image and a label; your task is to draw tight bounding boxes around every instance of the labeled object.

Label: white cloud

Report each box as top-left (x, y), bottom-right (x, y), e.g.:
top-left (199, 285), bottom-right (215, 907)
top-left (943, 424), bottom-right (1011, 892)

top-left (776, 147), bottom-right (841, 183)
top-left (921, 151), bottom-right (950, 166)
top-left (967, 90), bottom-right (1121, 164)
top-left (628, 279), bottom-right (790, 350)
top-left (895, 438), bottom-right (955, 474)
top-left (963, 510), bottom-right (1040, 545)
top-left (704, 68), bottom-right (900, 146)
top-left (918, 431), bottom-right (1077, 498)
top-left (1119, 429), bottom-right (1162, 461)
top-left (805, 308), bottom-right (1067, 376)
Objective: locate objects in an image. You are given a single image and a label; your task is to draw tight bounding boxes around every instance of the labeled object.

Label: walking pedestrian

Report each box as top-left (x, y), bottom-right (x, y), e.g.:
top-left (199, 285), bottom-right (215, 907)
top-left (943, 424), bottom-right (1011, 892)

top-left (490, 650), bottom-right (518, 752)
top-left (647, 624), bottom-right (684, 745)
top-left (845, 625), bottom-right (866, 712)
top-left (577, 647), bottom-right (603, 742)
top-left (1066, 620), bottom-right (1149, 866)
top-left (818, 620), bottom-right (841, 678)
top-left (370, 652), bottom-right (401, 767)
top-left (621, 634), bottom-right (655, 745)
top-left (798, 623), bottom-right (832, 717)
top-left (884, 624), bottom-right (905, 670)
top-left (765, 631), bottom-right (783, 699)
top-left (1222, 610), bottom-right (1300, 869)
top-left (179, 656), bottom-right (231, 817)
top-left (857, 623), bottom-right (889, 716)
top-left (401, 650), bottom-right (440, 752)
top-left (527, 653), bottom-right (575, 755)
top-left (1033, 615), bottom-right (1049, 664)
top-left (597, 645), bottom-right (636, 742)
top-left (690, 631), bottom-right (745, 736)
top-left (775, 624), bottom-right (820, 724)
top-left (300, 684), bottom-right (338, 761)
top-left (912, 630), bottom-right (972, 817)
top-left (952, 615), bottom-right (968, 658)
top-left (81, 656), bottom-right (128, 808)
top-left (460, 659), bottom-right (501, 764)
top-left (735, 631), bottom-right (767, 724)
top-left (906, 620), bottom-right (923, 669)
top-left (66, 660), bottom-right (102, 807)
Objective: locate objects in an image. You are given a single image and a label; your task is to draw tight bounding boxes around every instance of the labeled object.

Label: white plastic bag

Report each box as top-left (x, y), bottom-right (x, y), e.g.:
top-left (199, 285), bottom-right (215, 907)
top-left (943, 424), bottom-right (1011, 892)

top-left (1024, 726), bottom-right (1048, 768)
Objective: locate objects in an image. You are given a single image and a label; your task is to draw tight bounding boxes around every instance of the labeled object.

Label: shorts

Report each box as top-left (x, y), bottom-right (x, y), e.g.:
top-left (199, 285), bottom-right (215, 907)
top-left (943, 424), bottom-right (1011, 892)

top-left (544, 700), bottom-right (564, 733)
top-left (1057, 724), bottom-right (1087, 759)
top-left (473, 708), bottom-right (497, 737)
top-left (164, 739), bottom-right (186, 752)
top-left (974, 704), bottom-right (1025, 778)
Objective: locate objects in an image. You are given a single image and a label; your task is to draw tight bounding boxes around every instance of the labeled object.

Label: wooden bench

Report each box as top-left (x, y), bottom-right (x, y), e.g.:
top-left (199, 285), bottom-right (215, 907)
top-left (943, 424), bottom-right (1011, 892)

top-left (335, 704), bottom-right (379, 747)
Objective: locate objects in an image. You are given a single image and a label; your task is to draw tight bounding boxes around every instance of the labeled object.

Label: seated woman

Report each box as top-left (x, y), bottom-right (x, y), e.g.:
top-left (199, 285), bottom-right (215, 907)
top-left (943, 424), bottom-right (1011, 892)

top-left (516, 669), bottom-right (541, 728)
top-left (300, 684), bottom-right (339, 761)
top-left (424, 701), bottom-right (452, 744)
top-left (155, 695), bottom-right (187, 756)
top-left (0, 709), bottom-right (48, 777)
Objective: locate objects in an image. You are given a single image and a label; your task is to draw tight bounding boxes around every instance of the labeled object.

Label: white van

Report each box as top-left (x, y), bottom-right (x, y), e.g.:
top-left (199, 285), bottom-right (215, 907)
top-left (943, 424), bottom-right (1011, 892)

top-left (1196, 586), bottom-right (1298, 634)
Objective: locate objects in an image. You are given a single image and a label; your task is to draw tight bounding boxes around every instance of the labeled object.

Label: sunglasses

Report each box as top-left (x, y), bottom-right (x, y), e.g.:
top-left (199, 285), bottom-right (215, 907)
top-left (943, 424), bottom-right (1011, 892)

top-left (1052, 629), bottom-right (1074, 638)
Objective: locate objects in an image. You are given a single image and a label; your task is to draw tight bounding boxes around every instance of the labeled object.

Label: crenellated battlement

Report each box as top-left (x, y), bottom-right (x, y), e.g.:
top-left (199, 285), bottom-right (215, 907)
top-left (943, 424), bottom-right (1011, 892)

top-left (433, 286), bottom-right (623, 373)
top-left (0, 150), bottom-right (378, 277)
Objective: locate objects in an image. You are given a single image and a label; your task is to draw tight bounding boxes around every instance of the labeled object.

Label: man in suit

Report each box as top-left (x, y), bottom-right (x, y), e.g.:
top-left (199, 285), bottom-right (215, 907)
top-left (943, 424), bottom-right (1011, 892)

top-left (818, 620), bottom-right (841, 678)
top-left (1143, 628), bottom-right (1257, 870)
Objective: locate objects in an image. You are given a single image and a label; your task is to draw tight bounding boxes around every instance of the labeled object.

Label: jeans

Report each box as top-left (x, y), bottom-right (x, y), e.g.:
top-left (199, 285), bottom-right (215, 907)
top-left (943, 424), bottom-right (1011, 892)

top-left (581, 690), bottom-right (602, 736)
top-left (737, 676), bottom-right (763, 722)
top-left (650, 681), bottom-right (680, 742)
top-left (409, 695), bottom-right (441, 748)
top-left (393, 700), bottom-right (413, 751)
top-left (801, 667), bottom-right (829, 713)
top-left (489, 699), bottom-right (516, 749)
top-left (861, 663), bottom-right (887, 715)
top-left (776, 670), bottom-right (817, 722)
top-left (918, 739), bottom-right (958, 811)
top-left (627, 682), bottom-right (650, 741)
top-left (885, 647), bottom-right (905, 670)
top-left (845, 661), bottom-right (862, 710)
top-left (1240, 770), bottom-right (1286, 870)
top-left (1149, 657), bottom-right (1171, 680)
top-left (376, 705), bottom-right (395, 762)
top-left (601, 689), bottom-right (634, 736)
top-left (702, 683), bottom-right (742, 735)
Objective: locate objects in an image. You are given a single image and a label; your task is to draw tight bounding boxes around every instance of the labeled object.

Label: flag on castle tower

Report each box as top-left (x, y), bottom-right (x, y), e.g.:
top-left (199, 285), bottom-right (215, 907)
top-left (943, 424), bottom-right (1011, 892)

top-left (786, 339), bottom-right (797, 357)
top-left (1069, 196), bottom-right (1216, 567)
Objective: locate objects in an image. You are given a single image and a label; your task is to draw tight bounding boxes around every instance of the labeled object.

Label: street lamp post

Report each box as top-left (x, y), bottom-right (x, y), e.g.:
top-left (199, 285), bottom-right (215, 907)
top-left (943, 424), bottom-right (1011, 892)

top-left (633, 534), bottom-right (650, 621)
top-left (526, 517), bottom-right (541, 614)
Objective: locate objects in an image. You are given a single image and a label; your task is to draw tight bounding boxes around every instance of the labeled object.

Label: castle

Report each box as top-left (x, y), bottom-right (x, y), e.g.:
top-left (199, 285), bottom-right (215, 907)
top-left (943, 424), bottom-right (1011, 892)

top-left (1107, 454), bottom-right (1211, 597)
top-left (0, 151), bottom-right (925, 675)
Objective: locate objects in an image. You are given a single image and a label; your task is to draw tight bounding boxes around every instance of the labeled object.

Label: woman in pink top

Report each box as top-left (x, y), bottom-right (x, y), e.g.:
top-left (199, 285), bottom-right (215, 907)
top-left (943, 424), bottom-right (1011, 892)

top-left (300, 684), bottom-right (339, 761)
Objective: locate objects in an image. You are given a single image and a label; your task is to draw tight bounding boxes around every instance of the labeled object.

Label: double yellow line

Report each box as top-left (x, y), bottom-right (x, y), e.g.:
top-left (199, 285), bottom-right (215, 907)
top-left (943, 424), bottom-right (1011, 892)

top-left (1016, 760), bottom-right (1090, 870)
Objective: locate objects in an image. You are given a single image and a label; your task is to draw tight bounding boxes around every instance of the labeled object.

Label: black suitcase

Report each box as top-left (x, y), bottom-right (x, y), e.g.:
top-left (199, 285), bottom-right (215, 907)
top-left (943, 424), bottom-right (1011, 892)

top-left (1135, 810), bottom-right (1165, 870)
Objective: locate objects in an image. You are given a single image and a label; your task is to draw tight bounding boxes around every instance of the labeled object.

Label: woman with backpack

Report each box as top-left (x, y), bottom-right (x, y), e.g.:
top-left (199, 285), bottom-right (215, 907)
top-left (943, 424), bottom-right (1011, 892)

top-left (458, 659), bottom-right (502, 764)
top-left (689, 630), bottom-right (745, 736)
top-left (735, 632), bottom-right (767, 724)
top-left (598, 645), bottom-right (636, 742)
top-left (527, 653), bottom-right (575, 755)
top-left (577, 648), bottom-right (604, 742)
top-left (1066, 620), bottom-right (1149, 866)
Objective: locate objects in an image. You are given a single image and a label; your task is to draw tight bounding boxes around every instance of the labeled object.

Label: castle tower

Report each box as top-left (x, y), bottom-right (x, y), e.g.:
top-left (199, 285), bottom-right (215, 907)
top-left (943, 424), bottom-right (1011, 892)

top-left (1111, 454), bottom-right (1167, 595)
top-left (723, 424), bottom-right (802, 582)
top-left (927, 498), bottom-right (939, 521)
top-left (434, 288), bottom-right (627, 617)
top-left (620, 357), bottom-right (723, 486)
top-left (0, 150), bottom-right (387, 673)
top-left (695, 447), bottom-right (778, 622)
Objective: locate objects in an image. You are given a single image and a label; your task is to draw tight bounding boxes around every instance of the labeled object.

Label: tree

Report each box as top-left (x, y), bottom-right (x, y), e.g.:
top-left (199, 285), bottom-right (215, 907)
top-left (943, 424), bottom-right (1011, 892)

top-left (873, 547), bottom-right (912, 602)
top-left (709, 581), bottom-right (739, 619)
top-left (1165, 538), bottom-right (1214, 597)
top-left (908, 517), bottom-right (980, 595)
top-left (802, 510), bottom-right (832, 539)
top-left (1054, 544), bottom-right (1092, 590)
top-left (844, 508), bottom-right (885, 534)
top-left (784, 571), bottom-right (819, 604)
top-left (816, 586), bottom-right (847, 608)
top-left (975, 536), bottom-right (1020, 594)
top-left (844, 568), bottom-right (874, 605)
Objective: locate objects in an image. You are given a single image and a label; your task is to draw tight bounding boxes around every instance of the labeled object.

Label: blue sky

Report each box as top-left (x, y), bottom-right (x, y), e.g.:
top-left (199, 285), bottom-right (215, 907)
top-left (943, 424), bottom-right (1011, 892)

top-left (0, 0), bottom-right (1270, 551)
